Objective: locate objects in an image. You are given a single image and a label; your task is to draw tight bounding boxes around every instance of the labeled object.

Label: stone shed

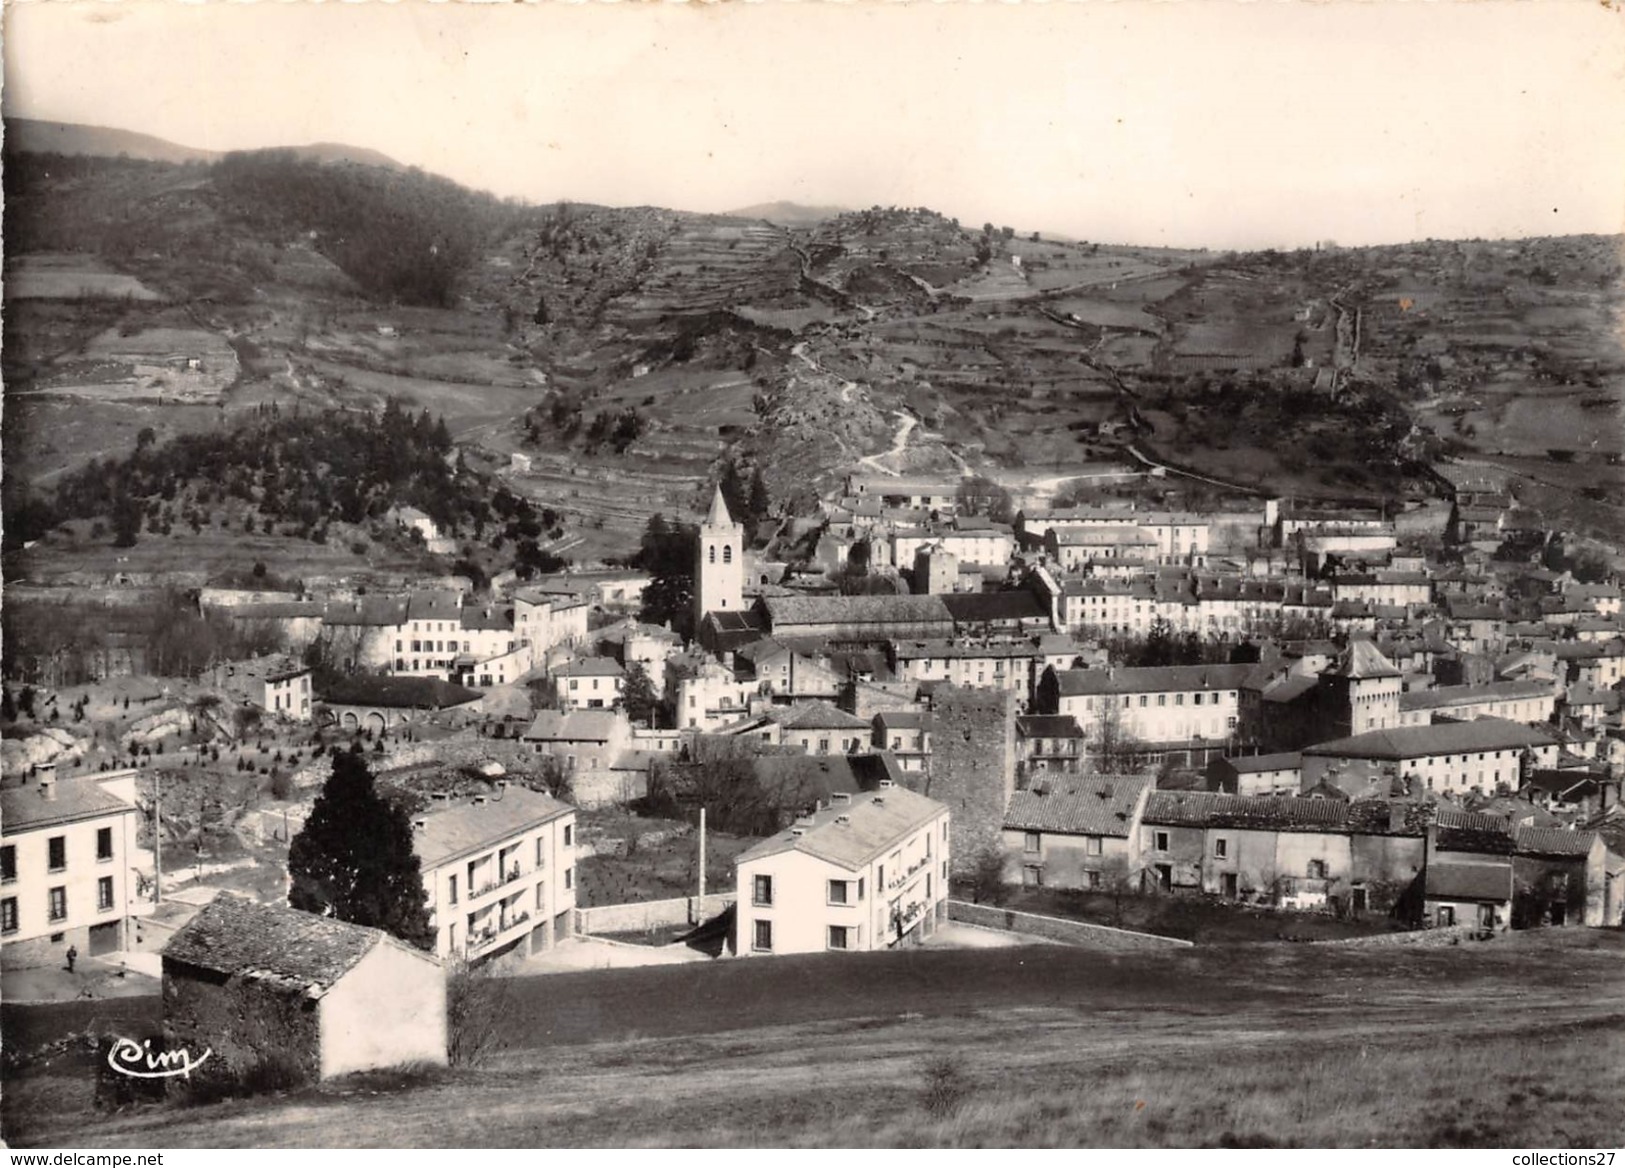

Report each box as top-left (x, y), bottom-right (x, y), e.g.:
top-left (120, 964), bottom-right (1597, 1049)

top-left (162, 893), bottom-right (447, 1085)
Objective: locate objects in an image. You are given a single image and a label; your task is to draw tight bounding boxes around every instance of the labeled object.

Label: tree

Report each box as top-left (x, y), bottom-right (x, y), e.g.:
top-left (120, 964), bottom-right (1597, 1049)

top-left (287, 751), bottom-right (435, 950)
top-left (954, 476), bottom-right (1014, 525)
top-left (622, 661), bottom-right (658, 727)
top-left (1091, 697), bottom-right (1146, 776)
top-left (633, 513), bottom-right (696, 641)
top-left (968, 843), bottom-right (1008, 905)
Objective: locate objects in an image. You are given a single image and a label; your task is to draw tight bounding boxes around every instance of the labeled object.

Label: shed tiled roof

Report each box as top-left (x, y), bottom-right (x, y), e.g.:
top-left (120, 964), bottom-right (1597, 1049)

top-left (1016, 715), bottom-right (1086, 739)
top-left (163, 893), bottom-right (401, 994)
top-left (522, 709), bottom-right (622, 743)
top-left (1004, 775), bottom-right (1150, 837)
top-left (1399, 680), bottom-right (1556, 712)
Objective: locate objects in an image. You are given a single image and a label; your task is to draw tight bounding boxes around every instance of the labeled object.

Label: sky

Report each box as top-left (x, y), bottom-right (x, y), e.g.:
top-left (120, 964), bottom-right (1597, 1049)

top-left (5, 0), bottom-right (1625, 250)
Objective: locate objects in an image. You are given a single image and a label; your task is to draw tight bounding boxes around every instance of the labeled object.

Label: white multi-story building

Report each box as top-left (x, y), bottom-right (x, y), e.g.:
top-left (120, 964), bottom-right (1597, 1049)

top-left (212, 654), bottom-right (313, 722)
top-left (412, 786), bottom-right (576, 962)
top-left (735, 784), bottom-right (950, 956)
top-left (1, 768), bottom-right (150, 969)
top-left (1039, 663), bottom-right (1261, 750)
top-left (553, 659), bottom-right (626, 711)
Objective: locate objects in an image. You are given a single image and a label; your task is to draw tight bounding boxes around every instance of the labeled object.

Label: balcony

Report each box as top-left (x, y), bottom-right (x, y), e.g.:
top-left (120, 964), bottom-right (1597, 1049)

top-left (469, 864), bottom-right (528, 901)
top-left (886, 854), bottom-right (932, 893)
top-left (468, 909), bottom-right (533, 954)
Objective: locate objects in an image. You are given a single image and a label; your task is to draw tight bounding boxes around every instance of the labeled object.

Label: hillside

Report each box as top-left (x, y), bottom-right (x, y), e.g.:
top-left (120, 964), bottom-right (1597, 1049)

top-left (4, 139), bottom-right (1623, 582)
top-left (5, 933), bottom-right (1622, 1148)
top-left (728, 200), bottom-right (849, 226)
top-left (4, 118), bottom-right (220, 165)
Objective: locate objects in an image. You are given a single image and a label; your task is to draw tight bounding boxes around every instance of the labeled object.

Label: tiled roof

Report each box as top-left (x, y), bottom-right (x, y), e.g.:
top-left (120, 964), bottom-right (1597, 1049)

top-left (941, 591), bottom-right (1049, 625)
top-left (777, 700), bottom-right (872, 731)
top-left (1424, 860), bottom-right (1512, 902)
top-left (1223, 751), bottom-right (1303, 774)
top-left (1326, 639), bottom-right (1402, 680)
top-left (1303, 717), bottom-right (1558, 760)
top-left (554, 658), bottom-right (625, 677)
top-left (1514, 827), bottom-right (1596, 857)
top-left (1262, 674), bottom-right (1319, 704)
top-left (522, 709), bottom-right (622, 742)
top-left (163, 893), bottom-right (404, 993)
top-left (873, 709), bottom-right (931, 730)
top-left (407, 591), bottom-right (463, 623)
top-left (324, 596), bottom-right (410, 627)
top-left (1053, 663), bottom-right (1263, 697)
top-left (1, 776), bottom-right (136, 834)
top-left (1399, 680), bottom-right (1556, 712)
top-left (1049, 526), bottom-right (1159, 546)
top-left (1004, 775), bottom-right (1150, 837)
top-left (764, 594), bottom-right (954, 628)
top-left (1016, 714), bottom-right (1086, 739)
top-left (460, 605), bottom-right (513, 632)
top-left (1144, 790), bottom-right (1353, 831)
top-left (736, 786), bottom-right (947, 870)
top-left (413, 787), bottom-right (574, 869)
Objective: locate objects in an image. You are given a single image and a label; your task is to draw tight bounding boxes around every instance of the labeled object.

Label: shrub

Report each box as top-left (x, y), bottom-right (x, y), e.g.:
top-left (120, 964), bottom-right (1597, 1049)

top-left (920, 1053), bottom-right (969, 1118)
top-left (182, 1049), bottom-right (309, 1106)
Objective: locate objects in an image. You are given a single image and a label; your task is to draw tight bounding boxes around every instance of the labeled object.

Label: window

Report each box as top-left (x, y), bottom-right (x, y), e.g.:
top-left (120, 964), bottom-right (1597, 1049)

top-left (1, 846), bottom-right (14, 883)
top-left (48, 886), bottom-right (67, 922)
top-left (1138, 695), bottom-right (1148, 707)
top-left (1086, 870), bottom-right (1101, 890)
top-left (98, 876), bottom-right (114, 911)
top-left (536, 838), bottom-right (546, 867)
top-left (97, 827), bottom-right (114, 862)
top-left (48, 836), bottom-right (66, 872)
top-left (1154, 831), bottom-right (1170, 852)
top-left (0, 898), bottom-right (15, 933)
top-left (753, 874), bottom-right (774, 906)
top-left (753, 919), bottom-right (773, 952)
top-left (1193, 693), bottom-right (1204, 706)
top-left (723, 545), bottom-right (732, 564)
top-left (827, 925), bottom-right (850, 950)
top-left (1307, 859), bottom-right (1327, 880)
top-left (564, 867), bottom-right (574, 890)
top-left (1023, 832), bottom-right (1041, 854)
top-left (1085, 836), bottom-right (1103, 856)
top-left (449, 875), bottom-right (459, 905)
top-left (858, 877), bottom-right (866, 900)
top-left (709, 547), bottom-right (717, 564)
top-left (1157, 694), bottom-right (1166, 707)
top-left (536, 881), bottom-right (546, 911)
top-left (563, 825), bottom-right (574, 848)
top-left (817, 738), bottom-right (830, 755)
top-left (1214, 838), bottom-right (1228, 859)
top-left (827, 879), bottom-right (849, 905)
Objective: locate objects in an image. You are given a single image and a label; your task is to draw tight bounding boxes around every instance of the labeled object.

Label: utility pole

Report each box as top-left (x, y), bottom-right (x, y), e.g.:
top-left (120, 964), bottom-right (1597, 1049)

top-left (698, 807), bottom-right (707, 906)
top-left (153, 766), bottom-right (163, 906)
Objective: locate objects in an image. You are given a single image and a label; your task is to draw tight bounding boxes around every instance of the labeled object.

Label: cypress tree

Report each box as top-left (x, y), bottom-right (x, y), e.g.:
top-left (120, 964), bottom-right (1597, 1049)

top-left (287, 750), bottom-right (434, 950)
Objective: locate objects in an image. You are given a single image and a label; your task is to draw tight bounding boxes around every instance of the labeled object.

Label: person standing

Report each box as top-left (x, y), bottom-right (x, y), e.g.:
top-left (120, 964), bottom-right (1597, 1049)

top-left (66, 944), bottom-right (78, 973)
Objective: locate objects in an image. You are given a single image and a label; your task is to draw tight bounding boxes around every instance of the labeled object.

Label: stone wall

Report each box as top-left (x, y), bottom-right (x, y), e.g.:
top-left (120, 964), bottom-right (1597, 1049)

top-left (162, 961), bottom-right (322, 1087)
top-left (926, 686), bottom-right (1017, 878)
top-left (575, 893), bottom-right (736, 935)
top-left (948, 899), bottom-right (1192, 951)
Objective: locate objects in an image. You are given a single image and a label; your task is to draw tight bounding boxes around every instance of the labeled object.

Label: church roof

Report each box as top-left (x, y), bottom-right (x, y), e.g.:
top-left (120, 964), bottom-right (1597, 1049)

top-left (704, 485), bottom-right (735, 528)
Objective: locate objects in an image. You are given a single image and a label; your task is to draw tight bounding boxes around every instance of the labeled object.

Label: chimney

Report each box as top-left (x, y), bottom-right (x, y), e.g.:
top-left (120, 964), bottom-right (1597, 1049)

top-left (38, 766), bottom-right (57, 802)
top-left (412, 818), bottom-right (427, 831)
top-left (831, 792), bottom-right (852, 805)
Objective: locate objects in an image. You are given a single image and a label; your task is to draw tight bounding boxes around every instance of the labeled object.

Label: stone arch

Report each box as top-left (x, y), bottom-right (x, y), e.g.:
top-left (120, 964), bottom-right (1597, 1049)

top-left (722, 545), bottom-right (732, 564)
top-left (341, 711), bottom-right (360, 729)
top-left (366, 711), bottom-right (388, 737)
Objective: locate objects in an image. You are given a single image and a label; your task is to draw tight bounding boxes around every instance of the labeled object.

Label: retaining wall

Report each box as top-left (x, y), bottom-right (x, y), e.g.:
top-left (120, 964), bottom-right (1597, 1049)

top-left (948, 899), bottom-right (1192, 951)
top-left (576, 893), bottom-right (736, 935)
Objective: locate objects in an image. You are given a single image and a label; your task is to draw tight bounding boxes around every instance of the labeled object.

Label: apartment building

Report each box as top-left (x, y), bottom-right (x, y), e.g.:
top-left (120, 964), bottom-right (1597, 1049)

top-left (1301, 718), bottom-right (1563, 797)
top-left (735, 784), bottom-right (950, 956)
top-left (412, 786), bottom-right (576, 962)
top-left (1, 768), bottom-right (149, 969)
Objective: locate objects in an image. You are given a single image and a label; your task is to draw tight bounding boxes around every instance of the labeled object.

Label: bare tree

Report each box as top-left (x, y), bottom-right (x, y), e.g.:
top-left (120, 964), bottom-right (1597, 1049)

top-left (445, 958), bottom-right (517, 1066)
top-left (1091, 698), bottom-right (1146, 776)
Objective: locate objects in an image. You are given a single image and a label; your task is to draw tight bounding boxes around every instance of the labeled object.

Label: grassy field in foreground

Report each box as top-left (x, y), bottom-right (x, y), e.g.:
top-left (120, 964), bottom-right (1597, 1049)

top-left (7, 930), bottom-right (1623, 1148)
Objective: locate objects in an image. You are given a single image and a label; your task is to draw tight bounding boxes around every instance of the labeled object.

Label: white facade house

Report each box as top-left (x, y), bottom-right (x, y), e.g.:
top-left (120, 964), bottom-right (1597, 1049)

top-left (735, 784), bottom-right (950, 956)
top-left (553, 658), bottom-right (626, 710)
top-left (212, 654), bottom-right (312, 722)
top-left (413, 787), bottom-right (577, 962)
top-left (1, 768), bottom-right (150, 969)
